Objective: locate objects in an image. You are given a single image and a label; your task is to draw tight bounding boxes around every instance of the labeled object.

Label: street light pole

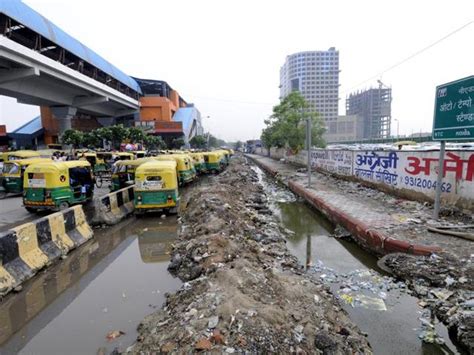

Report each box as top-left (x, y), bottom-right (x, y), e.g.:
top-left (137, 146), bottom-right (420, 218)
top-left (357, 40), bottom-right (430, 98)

top-left (306, 117), bottom-right (312, 188)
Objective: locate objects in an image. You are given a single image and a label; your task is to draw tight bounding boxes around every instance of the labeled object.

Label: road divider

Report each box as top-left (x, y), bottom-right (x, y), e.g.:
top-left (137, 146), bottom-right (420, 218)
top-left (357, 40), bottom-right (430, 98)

top-left (0, 205), bottom-right (93, 296)
top-left (91, 186), bottom-right (134, 226)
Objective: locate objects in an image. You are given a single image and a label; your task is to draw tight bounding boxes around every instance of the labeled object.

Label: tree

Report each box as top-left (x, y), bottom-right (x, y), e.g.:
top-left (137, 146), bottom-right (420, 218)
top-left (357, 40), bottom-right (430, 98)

top-left (128, 127), bottom-right (146, 144)
top-left (234, 141), bottom-right (243, 150)
top-left (82, 132), bottom-right (100, 148)
top-left (144, 135), bottom-right (166, 150)
top-left (109, 125), bottom-right (129, 149)
top-left (207, 134), bottom-right (218, 148)
top-left (61, 129), bottom-right (83, 149)
top-left (170, 137), bottom-right (185, 149)
top-left (260, 91), bottom-right (326, 151)
top-left (189, 135), bottom-right (207, 149)
top-left (93, 127), bottom-right (113, 148)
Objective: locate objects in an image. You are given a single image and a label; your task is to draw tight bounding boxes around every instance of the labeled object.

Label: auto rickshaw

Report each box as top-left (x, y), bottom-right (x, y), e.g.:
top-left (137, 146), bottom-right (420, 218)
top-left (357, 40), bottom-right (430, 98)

top-left (154, 154), bottom-right (196, 185)
top-left (36, 149), bottom-right (64, 158)
top-left (113, 152), bottom-right (134, 161)
top-left (0, 150), bottom-right (41, 162)
top-left (110, 158), bottom-right (153, 191)
top-left (189, 152), bottom-right (206, 174)
top-left (203, 152), bottom-right (224, 173)
top-left (0, 158), bottom-right (50, 198)
top-left (215, 150), bottom-right (230, 166)
top-left (134, 161), bottom-right (179, 215)
top-left (134, 150), bottom-right (147, 159)
top-left (23, 161), bottom-right (94, 212)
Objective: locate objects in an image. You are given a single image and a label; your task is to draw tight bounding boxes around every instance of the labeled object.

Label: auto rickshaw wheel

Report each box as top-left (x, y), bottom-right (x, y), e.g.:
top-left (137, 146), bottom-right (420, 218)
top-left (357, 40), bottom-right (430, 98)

top-left (168, 206), bottom-right (178, 215)
top-left (58, 201), bottom-right (70, 211)
top-left (25, 207), bottom-right (36, 213)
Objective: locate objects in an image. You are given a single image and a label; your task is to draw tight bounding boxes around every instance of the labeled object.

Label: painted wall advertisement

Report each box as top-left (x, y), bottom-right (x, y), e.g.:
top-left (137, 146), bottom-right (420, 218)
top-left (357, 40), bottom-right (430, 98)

top-left (310, 150), bottom-right (353, 176)
top-left (353, 150), bottom-right (474, 200)
top-left (310, 149), bottom-right (474, 202)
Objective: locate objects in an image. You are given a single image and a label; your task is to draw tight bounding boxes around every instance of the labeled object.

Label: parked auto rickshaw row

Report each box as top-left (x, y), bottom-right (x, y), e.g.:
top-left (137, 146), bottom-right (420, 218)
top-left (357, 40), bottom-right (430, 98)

top-left (0, 148), bottom-right (233, 214)
top-left (111, 150), bottom-right (233, 216)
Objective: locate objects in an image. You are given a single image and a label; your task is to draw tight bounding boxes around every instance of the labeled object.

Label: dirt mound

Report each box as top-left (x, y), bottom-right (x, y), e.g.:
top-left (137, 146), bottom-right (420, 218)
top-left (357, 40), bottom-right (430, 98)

top-left (128, 156), bottom-right (371, 354)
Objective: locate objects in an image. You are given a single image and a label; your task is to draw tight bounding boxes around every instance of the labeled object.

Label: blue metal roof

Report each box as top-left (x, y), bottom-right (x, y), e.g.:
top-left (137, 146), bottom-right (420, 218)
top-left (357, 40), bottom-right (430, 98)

top-left (0, 0), bottom-right (142, 94)
top-left (11, 115), bottom-right (42, 135)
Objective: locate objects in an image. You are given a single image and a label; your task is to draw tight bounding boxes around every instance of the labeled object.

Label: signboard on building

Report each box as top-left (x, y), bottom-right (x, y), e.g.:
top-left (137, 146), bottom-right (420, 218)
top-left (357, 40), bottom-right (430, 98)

top-left (433, 75), bottom-right (474, 140)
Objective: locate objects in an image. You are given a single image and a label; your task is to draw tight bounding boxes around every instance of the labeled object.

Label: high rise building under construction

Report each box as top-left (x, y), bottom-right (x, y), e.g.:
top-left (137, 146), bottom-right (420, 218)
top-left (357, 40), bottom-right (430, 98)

top-left (346, 85), bottom-right (392, 139)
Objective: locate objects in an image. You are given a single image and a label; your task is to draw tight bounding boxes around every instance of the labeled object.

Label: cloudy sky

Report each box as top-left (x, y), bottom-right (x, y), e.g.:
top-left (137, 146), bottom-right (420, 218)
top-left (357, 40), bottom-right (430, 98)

top-left (0, 0), bottom-right (472, 141)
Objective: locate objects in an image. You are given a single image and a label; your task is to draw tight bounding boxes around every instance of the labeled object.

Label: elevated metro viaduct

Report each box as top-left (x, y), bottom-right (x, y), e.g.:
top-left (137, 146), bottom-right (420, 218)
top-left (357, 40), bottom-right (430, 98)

top-left (0, 0), bottom-right (141, 142)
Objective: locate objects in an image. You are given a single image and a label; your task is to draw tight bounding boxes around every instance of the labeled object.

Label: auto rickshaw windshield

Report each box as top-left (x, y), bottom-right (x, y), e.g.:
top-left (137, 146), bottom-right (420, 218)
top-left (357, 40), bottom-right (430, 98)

top-left (2, 163), bottom-right (19, 174)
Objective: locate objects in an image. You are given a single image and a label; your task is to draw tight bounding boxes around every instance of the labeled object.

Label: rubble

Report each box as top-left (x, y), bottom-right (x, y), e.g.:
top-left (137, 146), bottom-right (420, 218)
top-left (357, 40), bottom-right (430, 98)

top-left (380, 252), bottom-right (474, 352)
top-left (129, 156), bottom-right (372, 353)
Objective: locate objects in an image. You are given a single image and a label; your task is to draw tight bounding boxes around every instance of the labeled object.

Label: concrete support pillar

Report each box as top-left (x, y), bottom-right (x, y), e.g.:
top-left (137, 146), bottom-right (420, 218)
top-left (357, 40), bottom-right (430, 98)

top-left (50, 106), bottom-right (77, 137)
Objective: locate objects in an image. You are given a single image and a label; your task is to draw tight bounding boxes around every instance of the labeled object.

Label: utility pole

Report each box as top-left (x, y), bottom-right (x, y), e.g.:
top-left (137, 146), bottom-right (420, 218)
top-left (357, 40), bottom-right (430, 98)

top-left (433, 141), bottom-right (446, 219)
top-left (306, 117), bottom-right (312, 188)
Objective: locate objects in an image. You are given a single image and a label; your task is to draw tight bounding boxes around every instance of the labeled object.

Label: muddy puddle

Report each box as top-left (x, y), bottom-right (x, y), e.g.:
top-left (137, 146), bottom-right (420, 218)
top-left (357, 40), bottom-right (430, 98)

top-left (0, 216), bottom-right (181, 354)
top-left (252, 165), bottom-right (465, 355)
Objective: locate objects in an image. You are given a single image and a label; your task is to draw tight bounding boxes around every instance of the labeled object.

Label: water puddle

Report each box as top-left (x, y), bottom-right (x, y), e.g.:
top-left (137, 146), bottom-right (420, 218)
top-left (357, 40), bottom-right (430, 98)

top-left (0, 216), bottom-right (181, 354)
top-left (252, 165), bottom-right (464, 355)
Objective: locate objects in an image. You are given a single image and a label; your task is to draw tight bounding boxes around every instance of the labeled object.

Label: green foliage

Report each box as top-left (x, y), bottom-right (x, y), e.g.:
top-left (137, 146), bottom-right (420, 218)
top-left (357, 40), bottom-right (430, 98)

top-left (189, 135), bottom-right (208, 149)
top-left (128, 127), bottom-right (146, 143)
top-left (93, 127), bottom-right (113, 148)
top-left (207, 134), bottom-right (226, 148)
top-left (144, 135), bottom-right (166, 150)
top-left (234, 141), bottom-right (243, 150)
top-left (109, 124), bottom-right (129, 149)
top-left (170, 137), bottom-right (185, 149)
top-left (82, 132), bottom-right (100, 148)
top-left (61, 129), bottom-right (83, 148)
top-left (260, 92), bottom-right (326, 151)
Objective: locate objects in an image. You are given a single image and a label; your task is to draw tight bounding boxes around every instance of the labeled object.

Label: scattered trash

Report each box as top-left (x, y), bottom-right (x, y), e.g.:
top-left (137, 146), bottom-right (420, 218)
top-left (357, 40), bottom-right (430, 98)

top-left (208, 315), bottom-right (219, 329)
top-left (106, 330), bottom-right (125, 342)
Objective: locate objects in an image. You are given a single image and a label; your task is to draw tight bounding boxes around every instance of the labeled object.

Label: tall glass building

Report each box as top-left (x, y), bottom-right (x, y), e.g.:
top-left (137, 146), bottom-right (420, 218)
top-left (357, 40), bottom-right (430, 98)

top-left (279, 48), bottom-right (340, 122)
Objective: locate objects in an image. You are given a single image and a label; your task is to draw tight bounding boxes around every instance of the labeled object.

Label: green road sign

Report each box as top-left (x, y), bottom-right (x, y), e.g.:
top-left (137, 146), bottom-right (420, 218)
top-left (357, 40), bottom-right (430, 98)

top-left (433, 75), bottom-right (474, 141)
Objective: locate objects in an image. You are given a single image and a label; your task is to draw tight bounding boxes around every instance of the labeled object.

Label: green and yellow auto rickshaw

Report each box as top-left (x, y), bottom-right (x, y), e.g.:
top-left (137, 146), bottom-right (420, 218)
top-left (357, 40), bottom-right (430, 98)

top-left (114, 152), bottom-right (135, 161)
top-left (110, 158), bottom-right (153, 191)
top-left (0, 158), bottom-right (50, 198)
top-left (154, 154), bottom-right (196, 185)
top-left (203, 152), bottom-right (224, 173)
top-left (215, 150), bottom-right (230, 166)
top-left (134, 160), bottom-right (179, 215)
top-left (189, 152), bottom-right (206, 174)
top-left (0, 150), bottom-right (41, 162)
top-left (134, 150), bottom-right (147, 159)
top-left (23, 160), bottom-right (94, 212)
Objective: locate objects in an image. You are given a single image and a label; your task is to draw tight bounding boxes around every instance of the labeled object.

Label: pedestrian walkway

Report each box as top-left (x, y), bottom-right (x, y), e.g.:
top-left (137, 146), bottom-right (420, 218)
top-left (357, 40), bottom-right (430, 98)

top-left (248, 154), bottom-right (472, 258)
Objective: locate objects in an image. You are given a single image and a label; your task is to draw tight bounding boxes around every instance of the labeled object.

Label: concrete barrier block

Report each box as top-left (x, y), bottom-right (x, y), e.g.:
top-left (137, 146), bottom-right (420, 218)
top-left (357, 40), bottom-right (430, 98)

top-left (0, 205), bottom-right (93, 296)
top-left (92, 186), bottom-right (135, 226)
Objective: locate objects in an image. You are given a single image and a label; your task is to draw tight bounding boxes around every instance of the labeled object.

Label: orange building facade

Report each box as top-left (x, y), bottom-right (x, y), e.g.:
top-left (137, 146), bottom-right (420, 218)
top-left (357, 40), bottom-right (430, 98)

top-left (39, 80), bottom-right (191, 143)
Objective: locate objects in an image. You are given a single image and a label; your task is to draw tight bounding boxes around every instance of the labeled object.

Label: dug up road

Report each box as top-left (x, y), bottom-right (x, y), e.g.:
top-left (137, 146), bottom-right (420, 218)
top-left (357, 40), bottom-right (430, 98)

top-left (128, 156), bottom-right (372, 354)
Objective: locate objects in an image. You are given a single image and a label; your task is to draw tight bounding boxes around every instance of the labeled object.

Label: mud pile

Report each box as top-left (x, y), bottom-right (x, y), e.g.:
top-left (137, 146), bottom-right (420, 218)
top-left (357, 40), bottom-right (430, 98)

top-left (380, 252), bottom-right (474, 352)
top-left (129, 156), bottom-right (371, 354)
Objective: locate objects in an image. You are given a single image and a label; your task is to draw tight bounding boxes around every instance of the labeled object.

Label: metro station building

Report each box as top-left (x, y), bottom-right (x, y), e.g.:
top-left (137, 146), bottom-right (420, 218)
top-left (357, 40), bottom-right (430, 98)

top-left (0, 0), bottom-right (203, 149)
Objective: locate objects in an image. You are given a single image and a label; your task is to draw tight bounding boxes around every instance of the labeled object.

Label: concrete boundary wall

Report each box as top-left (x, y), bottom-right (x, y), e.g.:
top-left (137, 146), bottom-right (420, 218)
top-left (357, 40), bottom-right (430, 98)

top-left (91, 186), bottom-right (135, 226)
top-left (255, 147), bottom-right (474, 211)
top-left (0, 205), bottom-right (93, 296)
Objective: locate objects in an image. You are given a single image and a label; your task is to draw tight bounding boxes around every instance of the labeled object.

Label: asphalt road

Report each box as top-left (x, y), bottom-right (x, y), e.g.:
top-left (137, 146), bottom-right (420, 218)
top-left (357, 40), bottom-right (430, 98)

top-left (0, 186), bottom-right (110, 233)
